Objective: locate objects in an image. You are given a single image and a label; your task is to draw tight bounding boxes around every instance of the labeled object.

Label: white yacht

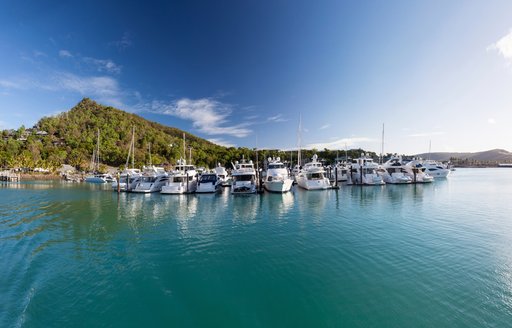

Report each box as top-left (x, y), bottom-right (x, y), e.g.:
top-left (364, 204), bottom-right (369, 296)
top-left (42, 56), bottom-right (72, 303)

top-left (196, 173), bottom-right (222, 193)
top-left (347, 155), bottom-right (385, 185)
top-left (111, 168), bottom-right (141, 191)
top-left (333, 162), bottom-right (349, 183)
top-left (161, 159), bottom-right (198, 194)
top-left (85, 173), bottom-right (113, 184)
top-left (296, 154), bottom-right (331, 190)
top-left (231, 158), bottom-right (257, 194)
top-left (214, 163), bottom-right (231, 187)
top-left (263, 157), bottom-right (293, 193)
top-left (377, 155), bottom-right (412, 184)
top-left (421, 160), bottom-right (451, 178)
top-left (404, 159), bottom-right (434, 183)
top-left (131, 166), bottom-right (168, 193)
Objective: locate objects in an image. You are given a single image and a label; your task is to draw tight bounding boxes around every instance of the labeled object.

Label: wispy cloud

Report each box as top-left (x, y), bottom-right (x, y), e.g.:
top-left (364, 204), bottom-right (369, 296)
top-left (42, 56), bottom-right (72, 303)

top-left (83, 57), bottom-right (121, 74)
top-left (59, 49), bottom-right (73, 58)
top-left (489, 29), bottom-right (512, 64)
top-left (109, 32), bottom-right (133, 50)
top-left (267, 114), bottom-right (288, 123)
top-left (408, 131), bottom-right (445, 138)
top-left (304, 137), bottom-right (374, 150)
top-left (319, 124), bottom-right (330, 130)
top-left (147, 98), bottom-right (252, 137)
top-left (0, 79), bottom-right (23, 89)
top-left (58, 50), bottom-right (121, 74)
top-left (488, 118), bottom-right (496, 124)
top-left (208, 138), bottom-right (235, 147)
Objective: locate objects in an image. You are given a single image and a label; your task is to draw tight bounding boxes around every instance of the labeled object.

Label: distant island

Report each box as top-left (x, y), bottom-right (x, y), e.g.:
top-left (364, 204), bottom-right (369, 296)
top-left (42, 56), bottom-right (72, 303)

top-left (1, 98), bottom-right (510, 173)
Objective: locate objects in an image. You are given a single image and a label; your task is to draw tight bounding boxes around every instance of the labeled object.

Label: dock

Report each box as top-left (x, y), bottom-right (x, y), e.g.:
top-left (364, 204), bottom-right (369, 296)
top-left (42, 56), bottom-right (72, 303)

top-left (0, 171), bottom-right (21, 182)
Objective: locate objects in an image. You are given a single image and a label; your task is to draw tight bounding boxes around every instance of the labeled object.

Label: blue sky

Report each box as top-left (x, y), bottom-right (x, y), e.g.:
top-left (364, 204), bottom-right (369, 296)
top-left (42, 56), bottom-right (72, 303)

top-left (1, 0), bottom-right (512, 154)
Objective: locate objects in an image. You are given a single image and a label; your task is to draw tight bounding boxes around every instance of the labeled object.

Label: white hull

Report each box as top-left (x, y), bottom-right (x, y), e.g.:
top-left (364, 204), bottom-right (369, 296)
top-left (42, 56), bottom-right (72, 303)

top-left (85, 176), bottom-right (108, 183)
top-left (161, 181), bottom-right (197, 194)
top-left (264, 179), bottom-right (293, 193)
top-left (231, 181), bottom-right (257, 194)
top-left (425, 168), bottom-right (450, 178)
top-left (196, 183), bottom-right (221, 193)
top-left (297, 177), bottom-right (331, 190)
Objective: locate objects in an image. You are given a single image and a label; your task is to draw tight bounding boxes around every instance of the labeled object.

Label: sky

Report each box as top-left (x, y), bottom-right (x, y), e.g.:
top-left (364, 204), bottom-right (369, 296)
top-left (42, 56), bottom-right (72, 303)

top-left (1, 0), bottom-right (512, 154)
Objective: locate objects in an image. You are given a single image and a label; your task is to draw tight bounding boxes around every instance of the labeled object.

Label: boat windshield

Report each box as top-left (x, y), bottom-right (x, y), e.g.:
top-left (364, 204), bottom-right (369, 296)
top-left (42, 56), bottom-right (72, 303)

top-left (307, 172), bottom-right (324, 180)
top-left (269, 164), bottom-right (285, 169)
top-left (200, 175), bottom-right (217, 182)
top-left (234, 174), bottom-right (254, 182)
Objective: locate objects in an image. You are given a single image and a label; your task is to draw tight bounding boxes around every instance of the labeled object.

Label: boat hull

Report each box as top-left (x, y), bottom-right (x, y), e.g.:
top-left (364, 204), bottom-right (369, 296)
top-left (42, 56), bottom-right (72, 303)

top-left (264, 179), bottom-right (293, 193)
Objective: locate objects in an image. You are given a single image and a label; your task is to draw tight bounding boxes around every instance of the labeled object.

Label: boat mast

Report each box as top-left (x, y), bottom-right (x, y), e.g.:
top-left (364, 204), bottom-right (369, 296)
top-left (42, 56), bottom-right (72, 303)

top-left (297, 113), bottom-right (302, 168)
top-left (428, 139), bottom-right (432, 161)
top-left (131, 126), bottom-right (135, 169)
top-left (182, 132), bottom-right (186, 162)
top-left (380, 123), bottom-right (385, 164)
top-left (96, 128), bottom-right (100, 171)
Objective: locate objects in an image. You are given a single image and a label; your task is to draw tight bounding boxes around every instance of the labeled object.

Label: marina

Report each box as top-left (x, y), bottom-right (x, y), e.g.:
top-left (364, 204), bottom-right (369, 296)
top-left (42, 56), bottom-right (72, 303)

top-left (1, 168), bottom-right (512, 327)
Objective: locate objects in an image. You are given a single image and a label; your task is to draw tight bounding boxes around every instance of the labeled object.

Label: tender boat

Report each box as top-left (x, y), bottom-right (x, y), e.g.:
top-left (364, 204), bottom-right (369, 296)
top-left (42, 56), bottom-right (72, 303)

top-left (196, 173), bottom-right (222, 193)
top-left (263, 157), bottom-right (293, 193)
top-left (296, 154), bottom-right (331, 190)
top-left (161, 159), bottom-right (198, 194)
top-left (378, 155), bottom-right (412, 184)
top-left (347, 155), bottom-right (385, 185)
top-left (231, 158), bottom-right (257, 194)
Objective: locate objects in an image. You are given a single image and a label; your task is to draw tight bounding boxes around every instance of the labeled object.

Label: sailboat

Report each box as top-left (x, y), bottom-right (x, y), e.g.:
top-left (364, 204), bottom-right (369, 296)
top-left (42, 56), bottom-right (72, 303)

top-left (85, 128), bottom-right (113, 183)
top-left (112, 126), bottom-right (142, 191)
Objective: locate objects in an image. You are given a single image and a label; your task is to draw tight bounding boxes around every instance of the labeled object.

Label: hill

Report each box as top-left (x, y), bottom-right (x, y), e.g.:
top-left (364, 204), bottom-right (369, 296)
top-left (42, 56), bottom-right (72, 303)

top-left (0, 98), bottom-right (256, 171)
top-left (414, 149), bottom-right (512, 163)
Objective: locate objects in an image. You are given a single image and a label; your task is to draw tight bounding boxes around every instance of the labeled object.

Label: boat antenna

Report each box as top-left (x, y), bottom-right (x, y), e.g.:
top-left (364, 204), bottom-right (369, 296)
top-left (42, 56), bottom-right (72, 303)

top-left (148, 142), bottom-right (152, 166)
top-left (183, 132), bottom-right (186, 163)
top-left (297, 113), bottom-right (302, 167)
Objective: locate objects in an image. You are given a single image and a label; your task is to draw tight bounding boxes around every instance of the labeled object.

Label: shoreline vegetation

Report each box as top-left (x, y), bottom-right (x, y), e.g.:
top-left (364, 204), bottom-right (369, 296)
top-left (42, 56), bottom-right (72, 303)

top-left (1, 98), bottom-right (511, 177)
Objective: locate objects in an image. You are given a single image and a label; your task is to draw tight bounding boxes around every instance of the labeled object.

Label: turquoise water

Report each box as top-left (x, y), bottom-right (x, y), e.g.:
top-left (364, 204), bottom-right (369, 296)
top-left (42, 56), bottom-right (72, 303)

top-left (1, 168), bottom-right (512, 327)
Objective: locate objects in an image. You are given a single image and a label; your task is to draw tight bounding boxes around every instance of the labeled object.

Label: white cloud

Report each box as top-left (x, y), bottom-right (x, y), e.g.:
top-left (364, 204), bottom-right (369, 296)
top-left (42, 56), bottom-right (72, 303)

top-left (208, 138), bottom-right (235, 147)
top-left (408, 131), bottom-right (445, 138)
top-left (267, 114), bottom-right (288, 123)
top-left (59, 50), bottom-right (73, 58)
top-left (488, 118), bottom-right (496, 124)
top-left (304, 137), bottom-right (374, 150)
top-left (148, 98), bottom-right (252, 137)
top-left (319, 124), bottom-right (330, 130)
top-left (489, 30), bottom-right (512, 64)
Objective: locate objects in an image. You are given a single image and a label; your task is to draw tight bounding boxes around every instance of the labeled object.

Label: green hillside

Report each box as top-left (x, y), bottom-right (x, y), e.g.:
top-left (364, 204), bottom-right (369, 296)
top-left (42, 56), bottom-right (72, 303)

top-left (0, 98), bottom-right (255, 171)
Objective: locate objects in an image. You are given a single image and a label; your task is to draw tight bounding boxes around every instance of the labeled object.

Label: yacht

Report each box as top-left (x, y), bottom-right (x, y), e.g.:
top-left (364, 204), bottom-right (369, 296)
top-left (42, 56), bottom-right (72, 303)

top-left (263, 157), bottom-right (293, 193)
top-left (377, 155), bottom-right (412, 184)
top-left (85, 173), bottom-right (113, 184)
top-left (161, 159), bottom-right (198, 194)
top-left (404, 159), bottom-right (434, 183)
top-left (296, 154), bottom-right (331, 190)
top-left (214, 163), bottom-right (231, 187)
top-left (196, 173), bottom-right (222, 193)
top-left (131, 166), bottom-right (168, 193)
top-left (347, 155), bottom-right (385, 185)
top-left (333, 162), bottom-right (349, 183)
top-left (111, 168), bottom-right (141, 191)
top-left (421, 160), bottom-right (451, 178)
top-left (231, 158), bottom-right (257, 194)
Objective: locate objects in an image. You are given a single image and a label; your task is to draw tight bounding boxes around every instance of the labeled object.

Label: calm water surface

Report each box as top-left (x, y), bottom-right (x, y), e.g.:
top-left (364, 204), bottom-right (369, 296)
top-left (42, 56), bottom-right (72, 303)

top-left (1, 168), bottom-right (512, 327)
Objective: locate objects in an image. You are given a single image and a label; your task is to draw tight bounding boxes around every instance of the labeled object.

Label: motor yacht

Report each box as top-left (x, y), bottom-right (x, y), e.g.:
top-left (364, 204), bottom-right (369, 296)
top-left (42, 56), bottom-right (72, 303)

top-left (347, 155), bottom-right (385, 185)
top-left (131, 166), bottom-right (168, 193)
top-left (263, 157), bottom-right (293, 193)
top-left (214, 163), bottom-right (231, 187)
top-left (231, 157), bottom-right (257, 194)
top-left (161, 159), bottom-right (198, 194)
top-left (111, 168), bottom-right (141, 191)
top-left (404, 159), bottom-right (434, 183)
top-left (296, 154), bottom-right (331, 190)
top-left (196, 173), bottom-right (222, 193)
top-left (378, 155), bottom-right (412, 184)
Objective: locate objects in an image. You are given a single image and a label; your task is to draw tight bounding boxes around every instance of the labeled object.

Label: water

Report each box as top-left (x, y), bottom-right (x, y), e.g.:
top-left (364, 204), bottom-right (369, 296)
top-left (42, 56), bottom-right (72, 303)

top-left (1, 169), bottom-right (512, 327)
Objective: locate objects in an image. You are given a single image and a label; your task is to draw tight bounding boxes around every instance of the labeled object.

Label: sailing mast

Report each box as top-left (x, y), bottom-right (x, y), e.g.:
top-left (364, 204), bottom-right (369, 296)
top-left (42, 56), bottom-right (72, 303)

top-left (96, 128), bottom-right (100, 172)
top-left (297, 113), bottom-right (302, 168)
top-left (125, 126), bottom-right (135, 169)
top-left (428, 140), bottom-right (432, 161)
top-left (380, 123), bottom-right (385, 164)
